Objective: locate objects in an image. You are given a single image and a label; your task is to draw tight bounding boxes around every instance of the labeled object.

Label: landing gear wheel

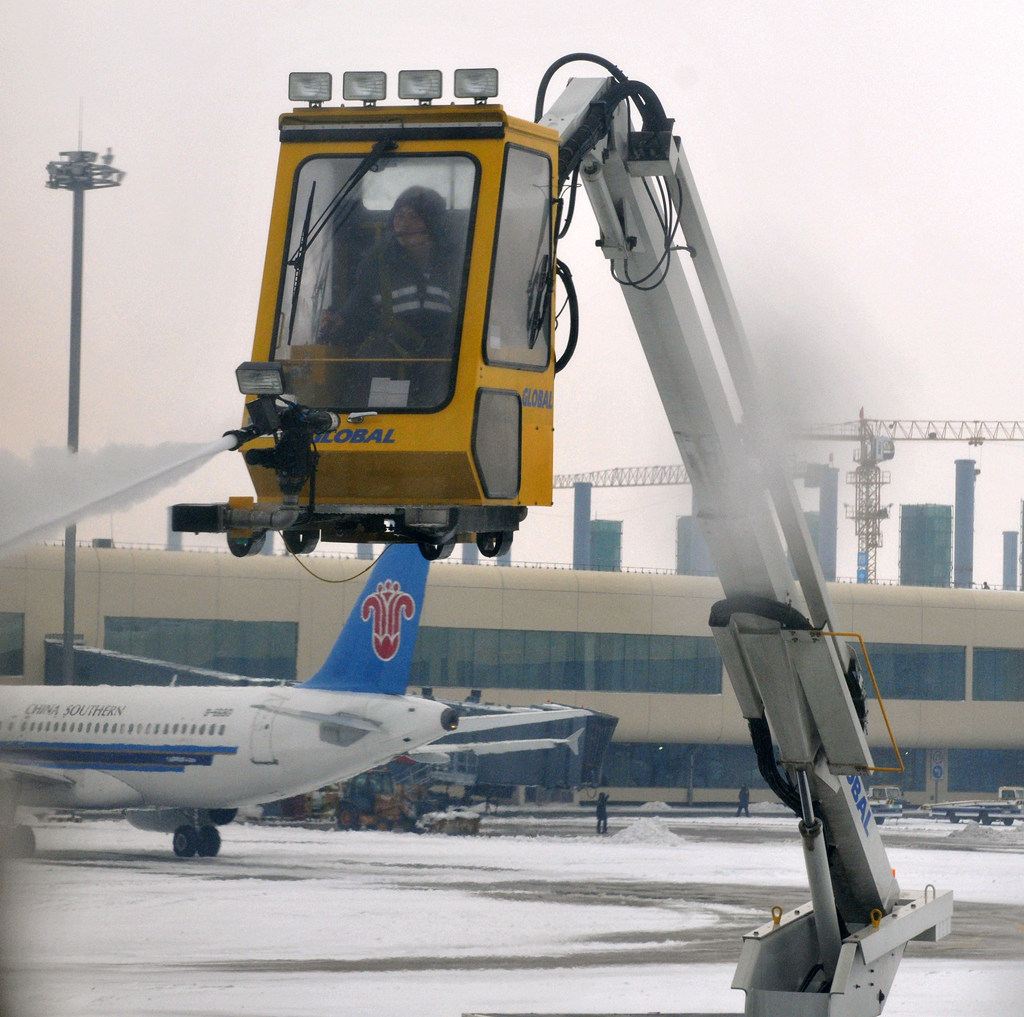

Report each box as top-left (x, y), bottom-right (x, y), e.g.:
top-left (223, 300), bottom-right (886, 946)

top-left (476, 531), bottom-right (512, 558)
top-left (336, 802), bottom-right (360, 830)
top-left (419, 540), bottom-right (454, 561)
top-left (282, 528), bottom-right (320, 555)
top-left (172, 824), bottom-right (198, 857)
top-left (196, 825), bottom-right (221, 857)
top-left (227, 532), bottom-right (267, 558)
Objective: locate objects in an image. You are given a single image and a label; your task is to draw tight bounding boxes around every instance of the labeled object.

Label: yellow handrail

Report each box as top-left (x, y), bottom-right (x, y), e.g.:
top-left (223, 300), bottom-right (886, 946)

top-left (821, 631), bottom-right (904, 775)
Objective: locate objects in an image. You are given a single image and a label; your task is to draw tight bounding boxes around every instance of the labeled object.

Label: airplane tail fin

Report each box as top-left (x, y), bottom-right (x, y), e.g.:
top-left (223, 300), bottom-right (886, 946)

top-left (299, 545), bottom-right (430, 695)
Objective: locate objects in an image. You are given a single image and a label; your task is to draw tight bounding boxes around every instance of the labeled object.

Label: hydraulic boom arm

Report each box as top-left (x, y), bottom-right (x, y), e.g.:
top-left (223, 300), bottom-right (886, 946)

top-left (539, 64), bottom-right (951, 1017)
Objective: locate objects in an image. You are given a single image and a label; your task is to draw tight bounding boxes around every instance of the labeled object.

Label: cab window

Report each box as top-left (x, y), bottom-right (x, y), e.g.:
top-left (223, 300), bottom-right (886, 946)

top-left (483, 146), bottom-right (553, 371)
top-left (272, 153), bottom-right (477, 412)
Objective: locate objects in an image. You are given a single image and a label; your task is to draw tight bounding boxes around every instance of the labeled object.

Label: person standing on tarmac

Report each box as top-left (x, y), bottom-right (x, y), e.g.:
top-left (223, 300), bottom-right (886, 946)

top-left (737, 784), bottom-right (750, 817)
top-left (596, 791), bottom-right (609, 834)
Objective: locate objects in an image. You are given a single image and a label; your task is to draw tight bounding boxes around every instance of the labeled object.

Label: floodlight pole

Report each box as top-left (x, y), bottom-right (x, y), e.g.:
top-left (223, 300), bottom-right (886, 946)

top-left (46, 149), bottom-right (124, 684)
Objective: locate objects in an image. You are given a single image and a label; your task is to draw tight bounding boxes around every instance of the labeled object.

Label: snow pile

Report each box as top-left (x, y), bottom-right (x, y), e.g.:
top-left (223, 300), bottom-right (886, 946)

top-left (614, 816), bottom-right (680, 844)
top-left (637, 800), bottom-right (672, 812)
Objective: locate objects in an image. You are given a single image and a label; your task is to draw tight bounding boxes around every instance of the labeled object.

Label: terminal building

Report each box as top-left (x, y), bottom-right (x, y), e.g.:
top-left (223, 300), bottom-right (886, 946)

top-left (2, 543), bottom-right (1023, 805)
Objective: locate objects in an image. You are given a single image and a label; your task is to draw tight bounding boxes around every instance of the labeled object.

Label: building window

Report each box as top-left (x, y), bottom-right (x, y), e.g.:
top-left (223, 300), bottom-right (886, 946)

top-left (947, 748), bottom-right (1024, 792)
top-left (410, 626), bottom-right (722, 695)
top-left (0, 612), bottom-right (24, 675)
top-left (104, 617), bottom-right (298, 681)
top-left (602, 742), bottom-right (762, 790)
top-left (863, 642), bottom-right (965, 700)
top-left (972, 648), bottom-right (1024, 701)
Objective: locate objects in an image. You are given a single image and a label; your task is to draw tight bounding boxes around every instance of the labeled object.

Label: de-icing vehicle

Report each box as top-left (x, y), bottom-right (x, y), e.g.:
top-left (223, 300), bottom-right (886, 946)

top-left (175, 56), bottom-right (952, 1014)
top-left (173, 68), bottom-right (559, 560)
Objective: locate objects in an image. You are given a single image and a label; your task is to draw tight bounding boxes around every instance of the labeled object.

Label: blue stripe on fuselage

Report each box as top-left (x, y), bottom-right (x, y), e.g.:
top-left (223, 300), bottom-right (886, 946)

top-left (0, 740), bottom-right (238, 773)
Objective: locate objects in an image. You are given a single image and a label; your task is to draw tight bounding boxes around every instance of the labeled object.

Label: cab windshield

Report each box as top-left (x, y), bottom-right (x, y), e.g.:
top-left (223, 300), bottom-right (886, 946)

top-left (272, 153), bottom-right (476, 411)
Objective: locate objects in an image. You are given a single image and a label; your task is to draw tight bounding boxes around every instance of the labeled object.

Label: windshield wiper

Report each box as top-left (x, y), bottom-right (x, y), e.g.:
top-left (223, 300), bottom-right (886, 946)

top-left (285, 136), bottom-right (398, 343)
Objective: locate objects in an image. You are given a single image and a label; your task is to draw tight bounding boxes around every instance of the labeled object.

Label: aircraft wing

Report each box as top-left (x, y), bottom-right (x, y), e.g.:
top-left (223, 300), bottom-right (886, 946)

top-left (411, 728), bottom-right (583, 759)
top-left (451, 707), bottom-right (591, 734)
top-left (0, 760), bottom-right (77, 788)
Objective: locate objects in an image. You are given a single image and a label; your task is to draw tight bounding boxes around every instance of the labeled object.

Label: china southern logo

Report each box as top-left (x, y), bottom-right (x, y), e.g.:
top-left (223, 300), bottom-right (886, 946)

top-left (361, 579), bottom-right (416, 662)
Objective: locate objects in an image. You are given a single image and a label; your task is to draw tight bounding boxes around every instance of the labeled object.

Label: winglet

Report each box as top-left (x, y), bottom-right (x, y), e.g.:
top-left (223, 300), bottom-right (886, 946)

top-left (299, 545), bottom-right (429, 694)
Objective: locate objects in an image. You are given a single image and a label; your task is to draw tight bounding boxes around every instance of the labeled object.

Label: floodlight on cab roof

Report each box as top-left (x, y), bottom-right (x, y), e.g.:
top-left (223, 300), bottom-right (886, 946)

top-left (288, 72), bottom-right (332, 106)
top-left (398, 70), bottom-right (443, 104)
top-left (454, 68), bottom-right (499, 102)
top-left (343, 71), bottom-right (387, 105)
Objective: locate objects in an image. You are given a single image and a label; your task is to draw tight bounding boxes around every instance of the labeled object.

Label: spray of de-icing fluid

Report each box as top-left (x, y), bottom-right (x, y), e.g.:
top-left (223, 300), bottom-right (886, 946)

top-left (0, 436), bottom-right (236, 559)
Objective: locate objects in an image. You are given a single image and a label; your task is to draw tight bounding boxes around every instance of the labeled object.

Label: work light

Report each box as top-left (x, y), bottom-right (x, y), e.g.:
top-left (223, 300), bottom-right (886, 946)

top-left (398, 69), bottom-right (443, 103)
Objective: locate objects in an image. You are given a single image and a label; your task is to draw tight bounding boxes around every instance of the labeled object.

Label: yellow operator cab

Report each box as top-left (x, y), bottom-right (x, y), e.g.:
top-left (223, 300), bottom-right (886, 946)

top-left (175, 70), bottom-right (558, 560)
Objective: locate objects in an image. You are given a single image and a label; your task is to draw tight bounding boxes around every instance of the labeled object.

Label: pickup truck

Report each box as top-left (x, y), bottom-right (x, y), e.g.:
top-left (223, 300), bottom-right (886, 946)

top-left (867, 785), bottom-right (904, 824)
top-left (926, 786), bottom-right (1024, 825)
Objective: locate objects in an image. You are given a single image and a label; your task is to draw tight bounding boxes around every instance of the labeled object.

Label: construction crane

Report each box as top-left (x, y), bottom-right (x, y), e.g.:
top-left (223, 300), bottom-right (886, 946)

top-left (804, 414), bottom-right (1024, 583)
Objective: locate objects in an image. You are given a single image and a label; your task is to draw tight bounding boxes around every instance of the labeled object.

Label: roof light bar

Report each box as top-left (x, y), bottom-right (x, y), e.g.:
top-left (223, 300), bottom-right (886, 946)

top-left (288, 72), bottom-right (332, 105)
top-left (454, 67), bottom-right (499, 101)
top-left (343, 71), bottom-right (387, 105)
top-left (398, 69), bottom-right (443, 103)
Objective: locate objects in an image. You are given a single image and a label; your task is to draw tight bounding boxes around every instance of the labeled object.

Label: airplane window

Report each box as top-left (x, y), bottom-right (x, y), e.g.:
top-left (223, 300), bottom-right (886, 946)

top-left (172, 724), bottom-right (179, 735)
top-left (19, 721), bottom-right (25, 732)
top-left (163, 724), bottom-right (169, 735)
top-left (190, 724), bottom-right (196, 735)
top-left (128, 724), bottom-right (133, 734)
top-left (219, 724), bottom-right (225, 736)
top-left (86, 723), bottom-right (92, 733)
top-left (198, 724), bottom-right (206, 735)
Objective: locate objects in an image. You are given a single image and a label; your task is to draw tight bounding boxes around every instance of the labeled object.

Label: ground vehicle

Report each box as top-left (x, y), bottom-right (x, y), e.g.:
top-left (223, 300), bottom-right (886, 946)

top-left (175, 56), bottom-right (951, 1015)
top-left (927, 785), bottom-right (1024, 825)
top-left (867, 785), bottom-right (903, 824)
top-left (333, 766), bottom-right (420, 831)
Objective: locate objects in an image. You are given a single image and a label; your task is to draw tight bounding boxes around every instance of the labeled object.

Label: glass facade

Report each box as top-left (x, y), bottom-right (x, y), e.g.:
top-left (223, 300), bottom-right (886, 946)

top-left (972, 647), bottom-right (1024, 701)
top-left (104, 617), bottom-right (298, 681)
top-left (948, 748), bottom-right (1024, 792)
top-left (866, 746), bottom-right (927, 791)
top-left (602, 742), bottom-right (762, 790)
top-left (862, 642), bottom-right (965, 700)
top-left (0, 612), bottom-right (24, 675)
top-left (411, 626), bottom-right (722, 694)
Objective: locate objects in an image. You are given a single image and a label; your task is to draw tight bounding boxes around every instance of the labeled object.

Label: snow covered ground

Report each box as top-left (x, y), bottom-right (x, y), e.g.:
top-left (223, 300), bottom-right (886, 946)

top-left (2, 810), bottom-right (1022, 1016)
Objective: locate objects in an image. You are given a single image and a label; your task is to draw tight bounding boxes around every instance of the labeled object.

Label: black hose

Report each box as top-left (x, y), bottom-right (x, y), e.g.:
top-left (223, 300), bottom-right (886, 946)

top-left (554, 259), bottom-right (579, 373)
top-left (534, 53), bottom-right (628, 122)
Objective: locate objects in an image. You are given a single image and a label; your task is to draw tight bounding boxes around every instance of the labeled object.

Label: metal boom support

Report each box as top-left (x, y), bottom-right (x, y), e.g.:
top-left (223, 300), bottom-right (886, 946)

top-left (540, 74), bottom-right (951, 1017)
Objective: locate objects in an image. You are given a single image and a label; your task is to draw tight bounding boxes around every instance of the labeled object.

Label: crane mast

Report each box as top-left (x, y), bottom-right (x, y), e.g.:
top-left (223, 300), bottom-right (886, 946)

top-left (540, 70), bottom-right (951, 1017)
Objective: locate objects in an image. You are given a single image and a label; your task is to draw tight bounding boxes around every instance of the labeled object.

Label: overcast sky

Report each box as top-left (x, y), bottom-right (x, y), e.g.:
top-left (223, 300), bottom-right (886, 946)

top-left (2, 1), bottom-right (1022, 584)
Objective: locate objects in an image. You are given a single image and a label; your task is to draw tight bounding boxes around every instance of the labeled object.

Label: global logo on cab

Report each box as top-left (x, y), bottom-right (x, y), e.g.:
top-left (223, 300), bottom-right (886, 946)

top-left (314, 428), bottom-right (396, 445)
top-left (523, 387), bottom-right (554, 410)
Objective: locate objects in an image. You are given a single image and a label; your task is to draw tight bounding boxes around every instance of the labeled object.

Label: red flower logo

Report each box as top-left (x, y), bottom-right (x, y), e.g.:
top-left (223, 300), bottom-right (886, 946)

top-left (361, 580), bottom-right (416, 662)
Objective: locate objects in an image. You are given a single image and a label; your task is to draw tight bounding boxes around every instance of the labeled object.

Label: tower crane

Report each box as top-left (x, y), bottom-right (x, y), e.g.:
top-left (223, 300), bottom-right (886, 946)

top-left (804, 414), bottom-right (1024, 583)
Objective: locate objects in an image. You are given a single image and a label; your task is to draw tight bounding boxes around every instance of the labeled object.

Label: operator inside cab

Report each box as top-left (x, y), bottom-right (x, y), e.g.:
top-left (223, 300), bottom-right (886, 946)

top-left (274, 155), bottom-right (475, 413)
